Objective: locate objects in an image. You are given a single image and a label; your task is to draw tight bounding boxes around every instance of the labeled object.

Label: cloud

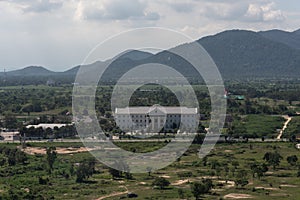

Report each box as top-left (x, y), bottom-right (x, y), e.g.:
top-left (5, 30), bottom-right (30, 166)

top-left (202, 2), bottom-right (249, 20)
top-left (245, 3), bottom-right (285, 22)
top-left (3, 0), bottom-right (63, 13)
top-left (76, 0), bottom-right (160, 21)
top-left (169, 2), bottom-right (194, 13)
top-left (165, 0), bottom-right (285, 23)
top-left (24, 0), bottom-right (63, 13)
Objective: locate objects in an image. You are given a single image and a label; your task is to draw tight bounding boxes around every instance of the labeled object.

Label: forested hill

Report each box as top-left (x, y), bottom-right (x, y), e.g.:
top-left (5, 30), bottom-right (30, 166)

top-left (1, 28), bottom-right (300, 85)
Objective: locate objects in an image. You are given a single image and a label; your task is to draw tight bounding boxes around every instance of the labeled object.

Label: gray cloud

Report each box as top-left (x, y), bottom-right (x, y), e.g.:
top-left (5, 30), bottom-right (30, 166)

top-left (78, 0), bottom-right (160, 21)
top-left (24, 0), bottom-right (63, 13)
top-left (169, 2), bottom-right (194, 13)
top-left (202, 2), bottom-right (249, 20)
top-left (4, 0), bottom-right (63, 13)
top-left (163, 0), bottom-right (284, 23)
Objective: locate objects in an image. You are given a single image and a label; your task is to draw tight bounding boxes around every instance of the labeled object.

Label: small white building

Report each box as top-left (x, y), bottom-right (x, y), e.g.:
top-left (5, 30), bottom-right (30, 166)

top-left (0, 131), bottom-right (20, 141)
top-left (115, 105), bottom-right (199, 133)
top-left (296, 144), bottom-right (300, 150)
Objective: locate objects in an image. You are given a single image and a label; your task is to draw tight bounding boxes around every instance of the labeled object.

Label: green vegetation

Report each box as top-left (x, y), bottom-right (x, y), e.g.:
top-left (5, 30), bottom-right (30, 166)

top-left (0, 142), bottom-right (298, 199)
top-left (284, 116), bottom-right (300, 138)
top-left (1, 81), bottom-right (300, 199)
top-left (228, 115), bottom-right (285, 138)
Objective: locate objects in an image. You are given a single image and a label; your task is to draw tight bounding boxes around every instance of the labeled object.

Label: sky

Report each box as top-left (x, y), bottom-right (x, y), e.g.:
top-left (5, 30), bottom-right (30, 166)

top-left (0, 0), bottom-right (299, 71)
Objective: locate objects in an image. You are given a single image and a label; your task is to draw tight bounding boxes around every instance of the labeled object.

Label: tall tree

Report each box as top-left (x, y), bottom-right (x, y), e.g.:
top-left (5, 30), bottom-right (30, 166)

top-left (46, 147), bottom-right (57, 173)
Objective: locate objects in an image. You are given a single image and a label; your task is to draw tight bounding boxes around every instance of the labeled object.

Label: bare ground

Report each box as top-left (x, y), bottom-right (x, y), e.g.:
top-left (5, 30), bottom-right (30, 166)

top-left (22, 147), bottom-right (90, 155)
top-left (224, 193), bottom-right (254, 199)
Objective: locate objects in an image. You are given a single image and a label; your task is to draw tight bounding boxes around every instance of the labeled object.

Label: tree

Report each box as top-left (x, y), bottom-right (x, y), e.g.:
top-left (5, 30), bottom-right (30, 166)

top-left (263, 151), bottom-right (283, 170)
top-left (202, 156), bottom-right (208, 167)
top-left (46, 147), bottom-right (57, 173)
top-left (8, 151), bottom-right (16, 166)
top-left (76, 158), bottom-right (96, 182)
top-left (108, 167), bottom-right (122, 179)
top-left (146, 167), bottom-right (152, 176)
top-left (191, 182), bottom-right (206, 200)
top-left (250, 162), bottom-right (268, 180)
top-left (15, 150), bottom-right (27, 164)
top-left (235, 170), bottom-right (248, 188)
top-left (191, 179), bottom-right (213, 200)
top-left (287, 155), bottom-right (298, 167)
top-left (152, 177), bottom-right (170, 189)
top-left (4, 113), bottom-right (18, 130)
top-left (178, 188), bottom-right (184, 199)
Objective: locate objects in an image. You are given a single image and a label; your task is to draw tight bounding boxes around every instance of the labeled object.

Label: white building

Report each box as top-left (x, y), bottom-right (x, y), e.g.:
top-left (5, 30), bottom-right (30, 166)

top-left (26, 123), bottom-right (73, 130)
top-left (0, 131), bottom-right (20, 141)
top-left (115, 105), bottom-right (199, 133)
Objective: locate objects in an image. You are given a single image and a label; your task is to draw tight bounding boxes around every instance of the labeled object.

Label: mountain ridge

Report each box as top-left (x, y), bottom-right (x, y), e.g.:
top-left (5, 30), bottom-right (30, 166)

top-left (1, 28), bottom-right (300, 85)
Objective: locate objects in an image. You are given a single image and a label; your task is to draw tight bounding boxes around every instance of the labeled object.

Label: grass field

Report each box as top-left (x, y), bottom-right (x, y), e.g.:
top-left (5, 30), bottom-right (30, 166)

top-left (0, 141), bottom-right (299, 199)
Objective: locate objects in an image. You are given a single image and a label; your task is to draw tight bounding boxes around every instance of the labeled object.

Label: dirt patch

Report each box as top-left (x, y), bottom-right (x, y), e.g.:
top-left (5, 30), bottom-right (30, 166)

top-left (224, 193), bottom-right (253, 199)
top-left (255, 187), bottom-right (280, 191)
top-left (212, 188), bottom-right (224, 192)
top-left (22, 147), bottom-right (91, 155)
top-left (172, 179), bottom-right (189, 186)
top-left (280, 184), bottom-right (297, 188)
top-left (217, 180), bottom-right (235, 188)
top-left (224, 150), bottom-right (233, 153)
top-left (270, 193), bottom-right (289, 197)
top-left (95, 191), bottom-right (128, 200)
top-left (96, 186), bottom-right (128, 200)
top-left (200, 176), bottom-right (218, 179)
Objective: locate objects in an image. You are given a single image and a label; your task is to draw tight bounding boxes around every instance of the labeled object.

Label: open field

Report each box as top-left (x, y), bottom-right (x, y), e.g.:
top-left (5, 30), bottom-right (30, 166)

top-left (0, 141), bottom-right (299, 199)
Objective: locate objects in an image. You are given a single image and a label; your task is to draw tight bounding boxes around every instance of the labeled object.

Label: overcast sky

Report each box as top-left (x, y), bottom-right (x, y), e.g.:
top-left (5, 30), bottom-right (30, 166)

top-left (1, 0), bottom-right (299, 71)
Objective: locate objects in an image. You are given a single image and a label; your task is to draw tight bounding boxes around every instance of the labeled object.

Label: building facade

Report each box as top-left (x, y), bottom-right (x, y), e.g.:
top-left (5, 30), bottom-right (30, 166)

top-left (114, 105), bottom-right (199, 133)
top-left (0, 131), bottom-right (20, 141)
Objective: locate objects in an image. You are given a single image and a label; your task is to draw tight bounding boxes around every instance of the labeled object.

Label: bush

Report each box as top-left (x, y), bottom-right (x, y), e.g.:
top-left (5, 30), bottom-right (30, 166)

top-left (152, 177), bottom-right (170, 189)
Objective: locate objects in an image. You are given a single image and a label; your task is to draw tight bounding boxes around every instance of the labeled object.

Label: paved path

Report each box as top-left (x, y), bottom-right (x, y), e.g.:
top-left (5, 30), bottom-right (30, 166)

top-left (277, 115), bottom-right (292, 140)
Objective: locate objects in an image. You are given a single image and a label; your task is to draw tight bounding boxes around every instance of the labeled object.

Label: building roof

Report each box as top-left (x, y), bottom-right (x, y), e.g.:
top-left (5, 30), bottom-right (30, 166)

top-left (26, 123), bottom-right (72, 129)
top-left (115, 106), bottom-right (198, 115)
top-left (1, 131), bottom-right (19, 136)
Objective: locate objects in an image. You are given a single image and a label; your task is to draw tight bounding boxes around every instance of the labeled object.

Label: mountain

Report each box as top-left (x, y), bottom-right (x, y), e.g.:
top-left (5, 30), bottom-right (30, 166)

top-left (119, 50), bottom-right (153, 60)
top-left (294, 29), bottom-right (300, 35)
top-left (198, 30), bottom-right (300, 79)
top-left (259, 29), bottom-right (300, 50)
top-left (1, 28), bottom-right (300, 85)
top-left (6, 66), bottom-right (55, 76)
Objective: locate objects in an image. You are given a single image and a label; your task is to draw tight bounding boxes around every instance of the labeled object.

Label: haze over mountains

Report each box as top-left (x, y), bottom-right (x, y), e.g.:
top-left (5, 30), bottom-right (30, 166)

top-left (1, 28), bottom-right (300, 85)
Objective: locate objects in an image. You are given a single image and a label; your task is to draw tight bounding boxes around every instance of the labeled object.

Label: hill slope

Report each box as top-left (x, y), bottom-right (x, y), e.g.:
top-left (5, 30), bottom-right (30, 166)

top-left (259, 29), bottom-right (300, 50)
top-left (1, 28), bottom-right (300, 85)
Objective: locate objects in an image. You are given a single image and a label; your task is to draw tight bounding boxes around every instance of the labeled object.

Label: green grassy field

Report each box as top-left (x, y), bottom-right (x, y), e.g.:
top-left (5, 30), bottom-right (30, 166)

top-left (0, 141), bottom-right (299, 199)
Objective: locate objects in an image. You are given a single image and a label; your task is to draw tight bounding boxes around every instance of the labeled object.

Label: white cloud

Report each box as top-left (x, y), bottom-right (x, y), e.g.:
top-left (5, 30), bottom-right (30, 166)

top-left (3, 0), bottom-right (63, 13)
top-left (75, 0), bottom-right (160, 21)
top-left (169, 2), bottom-right (194, 13)
top-left (245, 2), bottom-right (285, 22)
top-left (24, 0), bottom-right (63, 13)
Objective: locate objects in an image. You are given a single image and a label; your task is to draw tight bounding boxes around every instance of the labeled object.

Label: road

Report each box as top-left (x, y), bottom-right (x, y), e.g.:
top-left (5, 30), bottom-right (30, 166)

top-left (277, 115), bottom-right (292, 140)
